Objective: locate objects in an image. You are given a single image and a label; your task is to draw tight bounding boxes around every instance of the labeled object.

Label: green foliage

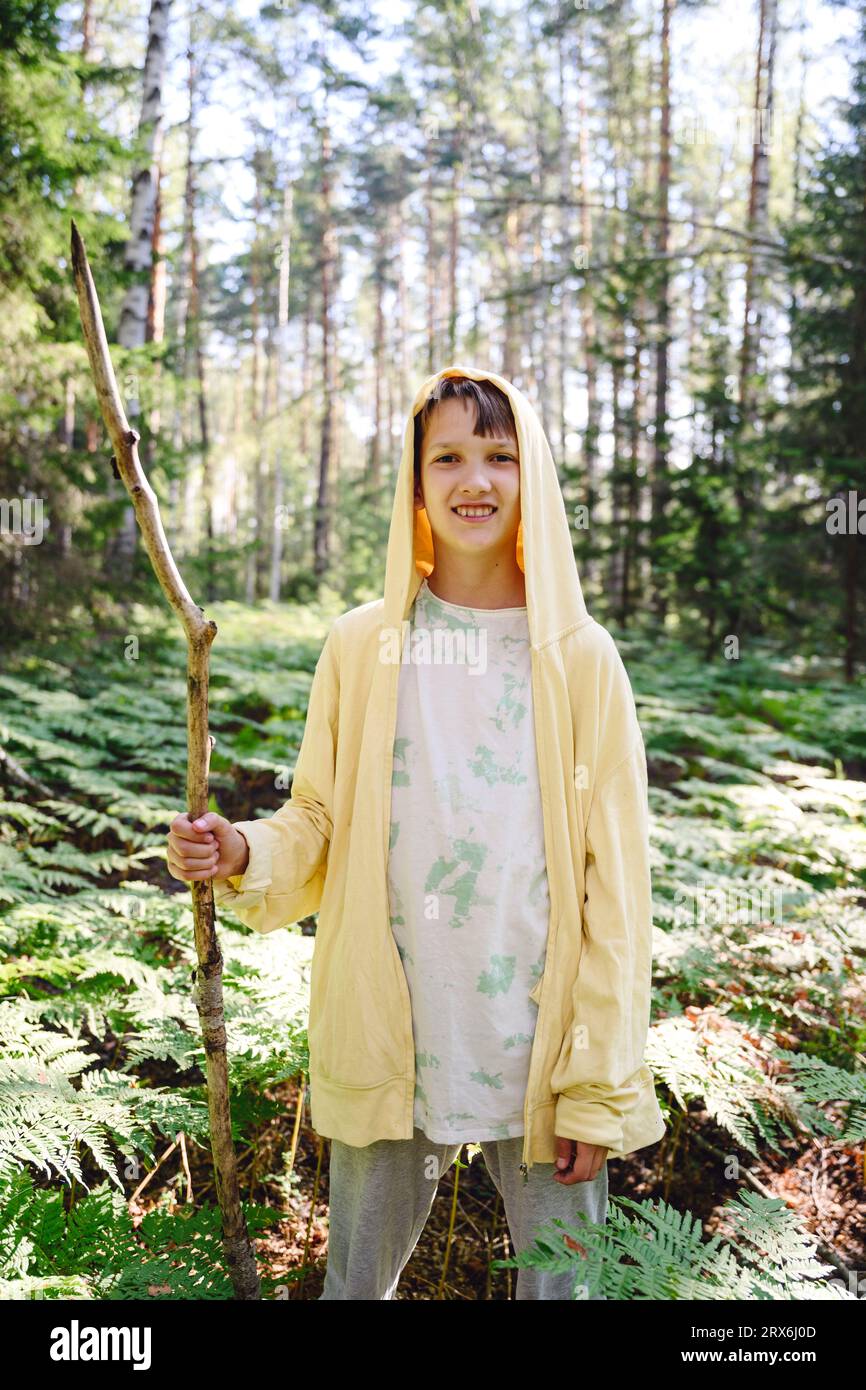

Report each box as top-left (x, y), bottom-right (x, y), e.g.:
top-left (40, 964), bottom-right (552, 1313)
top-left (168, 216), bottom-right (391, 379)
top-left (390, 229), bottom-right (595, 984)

top-left (495, 1189), bottom-right (857, 1300)
top-left (0, 1169), bottom-right (283, 1300)
top-left (0, 996), bottom-right (210, 1190)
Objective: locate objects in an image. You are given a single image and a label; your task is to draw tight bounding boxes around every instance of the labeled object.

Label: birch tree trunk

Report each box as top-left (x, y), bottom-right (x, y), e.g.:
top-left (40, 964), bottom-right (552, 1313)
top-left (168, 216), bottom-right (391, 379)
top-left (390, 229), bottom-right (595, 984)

top-left (184, 32), bottom-right (213, 591)
top-left (145, 156), bottom-right (167, 480)
top-left (115, 0), bottom-right (173, 572)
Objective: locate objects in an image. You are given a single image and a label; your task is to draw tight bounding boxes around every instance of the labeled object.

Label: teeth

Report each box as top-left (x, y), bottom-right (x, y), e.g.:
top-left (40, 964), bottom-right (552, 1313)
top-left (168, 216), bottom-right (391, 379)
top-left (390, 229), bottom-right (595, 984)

top-left (454, 506), bottom-right (495, 516)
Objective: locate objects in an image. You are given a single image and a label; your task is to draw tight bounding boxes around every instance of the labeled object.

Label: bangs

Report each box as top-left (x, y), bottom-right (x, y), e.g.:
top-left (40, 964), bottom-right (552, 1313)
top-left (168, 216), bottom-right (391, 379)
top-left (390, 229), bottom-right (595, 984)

top-left (414, 377), bottom-right (517, 484)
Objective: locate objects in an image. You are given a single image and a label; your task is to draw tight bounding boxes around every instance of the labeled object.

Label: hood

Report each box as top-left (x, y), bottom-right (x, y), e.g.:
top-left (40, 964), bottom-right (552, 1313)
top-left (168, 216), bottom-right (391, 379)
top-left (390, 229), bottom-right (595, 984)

top-left (383, 363), bottom-right (589, 646)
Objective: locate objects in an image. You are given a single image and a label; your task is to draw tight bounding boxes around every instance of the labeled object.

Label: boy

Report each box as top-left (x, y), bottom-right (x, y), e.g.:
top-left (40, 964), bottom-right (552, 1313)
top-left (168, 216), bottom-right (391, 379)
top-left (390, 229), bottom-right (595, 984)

top-left (166, 365), bottom-right (666, 1300)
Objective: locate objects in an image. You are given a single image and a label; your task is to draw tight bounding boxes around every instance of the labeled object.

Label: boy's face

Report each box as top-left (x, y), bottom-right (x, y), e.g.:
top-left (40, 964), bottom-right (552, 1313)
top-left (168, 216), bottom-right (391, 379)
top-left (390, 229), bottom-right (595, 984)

top-left (414, 397), bottom-right (521, 564)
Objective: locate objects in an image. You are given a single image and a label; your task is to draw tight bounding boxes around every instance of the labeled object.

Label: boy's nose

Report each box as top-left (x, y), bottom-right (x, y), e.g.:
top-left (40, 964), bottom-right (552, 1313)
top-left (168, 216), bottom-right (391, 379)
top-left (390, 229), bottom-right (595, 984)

top-left (458, 466), bottom-right (495, 491)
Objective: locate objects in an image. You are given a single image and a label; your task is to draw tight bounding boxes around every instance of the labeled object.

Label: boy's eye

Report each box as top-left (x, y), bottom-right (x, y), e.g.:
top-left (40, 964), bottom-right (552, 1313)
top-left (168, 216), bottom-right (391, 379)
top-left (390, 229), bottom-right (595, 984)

top-left (433, 453), bottom-right (516, 463)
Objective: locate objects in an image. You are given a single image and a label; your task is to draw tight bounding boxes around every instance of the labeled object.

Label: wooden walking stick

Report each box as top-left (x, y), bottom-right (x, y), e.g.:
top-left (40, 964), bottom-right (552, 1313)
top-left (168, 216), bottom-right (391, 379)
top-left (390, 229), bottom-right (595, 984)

top-left (70, 219), bottom-right (261, 1300)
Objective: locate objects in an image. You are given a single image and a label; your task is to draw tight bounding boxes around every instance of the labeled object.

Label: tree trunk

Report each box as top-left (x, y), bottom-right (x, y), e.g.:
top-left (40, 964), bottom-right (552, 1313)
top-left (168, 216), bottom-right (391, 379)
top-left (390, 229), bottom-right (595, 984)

top-left (530, 60), bottom-right (552, 440)
top-left (245, 148), bottom-right (268, 604)
top-left (396, 197), bottom-right (409, 463)
top-left (738, 0), bottom-right (779, 420)
top-left (270, 177), bottom-right (293, 602)
top-left (502, 200), bottom-right (519, 383)
top-left (185, 37), bottom-right (213, 595)
top-left (369, 218), bottom-right (385, 489)
top-left (577, 31), bottom-right (600, 521)
top-left (556, 30), bottom-right (572, 469)
top-left (114, 0), bottom-right (173, 572)
top-left (314, 122), bottom-right (336, 579)
top-left (650, 0), bottom-right (674, 624)
top-left (448, 157), bottom-right (460, 361)
top-left (145, 152), bottom-right (167, 479)
top-left (424, 128), bottom-right (437, 375)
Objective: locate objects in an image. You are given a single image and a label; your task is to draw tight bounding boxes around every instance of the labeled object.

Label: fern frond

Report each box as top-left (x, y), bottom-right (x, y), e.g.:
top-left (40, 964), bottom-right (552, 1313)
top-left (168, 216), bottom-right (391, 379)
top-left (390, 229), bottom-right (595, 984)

top-left (495, 1189), bottom-right (855, 1301)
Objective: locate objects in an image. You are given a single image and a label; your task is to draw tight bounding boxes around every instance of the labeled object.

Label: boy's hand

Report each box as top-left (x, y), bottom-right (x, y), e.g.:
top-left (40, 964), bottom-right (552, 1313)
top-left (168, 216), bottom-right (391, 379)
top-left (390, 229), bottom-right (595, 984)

top-left (166, 812), bottom-right (250, 883)
top-left (552, 1136), bottom-right (606, 1183)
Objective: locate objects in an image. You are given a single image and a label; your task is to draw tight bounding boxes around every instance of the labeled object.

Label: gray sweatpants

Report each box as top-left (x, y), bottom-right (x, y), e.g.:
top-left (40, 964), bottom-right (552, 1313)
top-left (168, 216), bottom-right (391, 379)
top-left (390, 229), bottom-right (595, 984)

top-left (319, 1127), bottom-right (608, 1300)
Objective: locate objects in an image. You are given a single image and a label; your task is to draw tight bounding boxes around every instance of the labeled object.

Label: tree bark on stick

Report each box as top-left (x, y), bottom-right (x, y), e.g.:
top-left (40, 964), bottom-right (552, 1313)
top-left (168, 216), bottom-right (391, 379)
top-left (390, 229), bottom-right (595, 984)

top-left (70, 219), bottom-right (261, 1301)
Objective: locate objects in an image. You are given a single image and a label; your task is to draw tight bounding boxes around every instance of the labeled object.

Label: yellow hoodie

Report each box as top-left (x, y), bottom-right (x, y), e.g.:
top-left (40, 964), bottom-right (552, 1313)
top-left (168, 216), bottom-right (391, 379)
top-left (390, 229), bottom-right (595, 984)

top-left (214, 363), bottom-right (667, 1177)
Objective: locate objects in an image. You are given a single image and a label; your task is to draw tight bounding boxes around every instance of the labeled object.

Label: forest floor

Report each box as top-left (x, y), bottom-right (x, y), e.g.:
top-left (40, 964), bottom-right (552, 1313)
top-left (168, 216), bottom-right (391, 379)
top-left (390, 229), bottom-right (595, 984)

top-left (216, 1079), bottom-right (866, 1300)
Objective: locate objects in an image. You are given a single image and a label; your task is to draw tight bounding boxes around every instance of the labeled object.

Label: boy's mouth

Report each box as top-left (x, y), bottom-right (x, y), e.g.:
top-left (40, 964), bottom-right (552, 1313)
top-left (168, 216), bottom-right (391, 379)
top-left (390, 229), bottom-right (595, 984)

top-left (451, 504), bottom-right (498, 522)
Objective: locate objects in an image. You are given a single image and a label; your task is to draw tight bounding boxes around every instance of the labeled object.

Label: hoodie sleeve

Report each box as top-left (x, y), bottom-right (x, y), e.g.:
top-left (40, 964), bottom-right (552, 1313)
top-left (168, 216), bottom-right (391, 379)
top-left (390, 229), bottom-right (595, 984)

top-left (551, 650), bottom-right (657, 1151)
top-left (212, 624), bottom-right (339, 934)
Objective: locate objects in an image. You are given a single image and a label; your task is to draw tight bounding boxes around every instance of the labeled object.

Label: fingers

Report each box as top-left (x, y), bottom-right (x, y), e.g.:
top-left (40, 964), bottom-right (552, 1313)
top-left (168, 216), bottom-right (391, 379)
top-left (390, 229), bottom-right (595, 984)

top-left (551, 1138), bottom-right (604, 1183)
top-left (167, 847), bottom-right (220, 881)
top-left (555, 1166), bottom-right (600, 1185)
top-left (554, 1136), bottom-right (574, 1171)
top-left (170, 812), bottom-right (216, 844)
top-left (189, 811), bottom-right (231, 837)
top-left (561, 1152), bottom-right (604, 1183)
top-left (167, 811), bottom-right (223, 882)
top-left (166, 845), bottom-right (219, 878)
top-left (171, 839), bottom-right (218, 864)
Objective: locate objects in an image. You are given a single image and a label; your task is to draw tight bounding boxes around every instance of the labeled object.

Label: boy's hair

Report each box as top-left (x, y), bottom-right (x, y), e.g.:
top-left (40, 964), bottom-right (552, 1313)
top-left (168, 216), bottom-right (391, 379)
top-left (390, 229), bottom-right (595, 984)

top-left (413, 376), bottom-right (517, 493)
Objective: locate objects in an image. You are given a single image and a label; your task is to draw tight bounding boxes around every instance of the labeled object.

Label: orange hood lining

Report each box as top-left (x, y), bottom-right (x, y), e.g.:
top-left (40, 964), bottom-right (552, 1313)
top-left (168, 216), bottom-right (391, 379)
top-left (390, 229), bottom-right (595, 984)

top-left (412, 508), bottom-right (525, 578)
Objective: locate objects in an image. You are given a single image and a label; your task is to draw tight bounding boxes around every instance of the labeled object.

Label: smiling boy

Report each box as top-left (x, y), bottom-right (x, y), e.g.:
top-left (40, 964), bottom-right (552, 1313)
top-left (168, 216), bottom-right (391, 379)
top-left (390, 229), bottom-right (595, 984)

top-left (167, 366), bottom-right (666, 1300)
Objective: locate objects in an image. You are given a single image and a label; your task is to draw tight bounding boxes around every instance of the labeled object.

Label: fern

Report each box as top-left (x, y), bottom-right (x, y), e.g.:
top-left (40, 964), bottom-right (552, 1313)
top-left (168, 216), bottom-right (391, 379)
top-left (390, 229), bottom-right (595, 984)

top-left (643, 1013), bottom-right (859, 1153)
top-left (36, 799), bottom-right (131, 839)
top-left (772, 1049), bottom-right (866, 1142)
top-left (0, 1170), bottom-right (282, 1300)
top-left (0, 999), bottom-right (209, 1189)
top-left (495, 1189), bottom-right (855, 1301)
top-left (0, 801), bottom-right (64, 832)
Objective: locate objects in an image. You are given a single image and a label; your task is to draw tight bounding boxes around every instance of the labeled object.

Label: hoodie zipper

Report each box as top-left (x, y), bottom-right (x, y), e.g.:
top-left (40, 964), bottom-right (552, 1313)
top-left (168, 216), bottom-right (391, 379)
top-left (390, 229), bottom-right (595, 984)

top-left (520, 641), bottom-right (562, 1187)
top-left (385, 613), bottom-right (420, 1139)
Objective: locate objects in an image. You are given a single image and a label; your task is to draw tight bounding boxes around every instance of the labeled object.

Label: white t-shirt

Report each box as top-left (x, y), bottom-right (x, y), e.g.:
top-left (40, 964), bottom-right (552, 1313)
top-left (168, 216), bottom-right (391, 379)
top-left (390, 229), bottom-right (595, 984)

top-left (387, 576), bottom-right (551, 1143)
